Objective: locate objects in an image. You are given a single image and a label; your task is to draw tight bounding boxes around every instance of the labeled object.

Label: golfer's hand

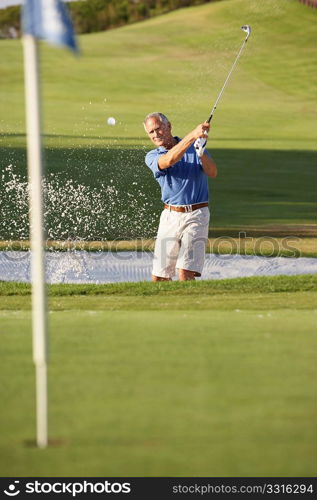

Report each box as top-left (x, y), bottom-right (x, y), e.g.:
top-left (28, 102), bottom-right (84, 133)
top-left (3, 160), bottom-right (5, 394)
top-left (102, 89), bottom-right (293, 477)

top-left (193, 122), bottom-right (210, 140)
top-left (194, 137), bottom-right (207, 158)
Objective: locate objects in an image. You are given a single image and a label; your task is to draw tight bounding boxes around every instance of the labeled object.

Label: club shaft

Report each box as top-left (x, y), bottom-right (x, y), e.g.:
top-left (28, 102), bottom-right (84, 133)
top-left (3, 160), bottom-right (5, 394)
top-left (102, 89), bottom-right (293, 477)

top-left (207, 36), bottom-right (249, 123)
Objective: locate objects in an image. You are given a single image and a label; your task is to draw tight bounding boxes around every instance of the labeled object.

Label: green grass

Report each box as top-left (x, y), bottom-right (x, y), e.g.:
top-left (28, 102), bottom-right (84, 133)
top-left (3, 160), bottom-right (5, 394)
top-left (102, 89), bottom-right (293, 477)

top-left (1, 276), bottom-right (317, 476)
top-left (1, 306), bottom-right (317, 476)
top-left (1, 275), bottom-right (317, 311)
top-left (1, 274), bottom-right (317, 297)
top-left (1, 0), bottom-right (317, 239)
top-left (1, 0), bottom-right (317, 478)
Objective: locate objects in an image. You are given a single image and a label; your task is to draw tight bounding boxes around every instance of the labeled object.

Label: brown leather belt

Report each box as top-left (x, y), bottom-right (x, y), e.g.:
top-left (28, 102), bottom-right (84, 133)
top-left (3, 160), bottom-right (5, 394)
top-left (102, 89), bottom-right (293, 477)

top-left (164, 202), bottom-right (209, 213)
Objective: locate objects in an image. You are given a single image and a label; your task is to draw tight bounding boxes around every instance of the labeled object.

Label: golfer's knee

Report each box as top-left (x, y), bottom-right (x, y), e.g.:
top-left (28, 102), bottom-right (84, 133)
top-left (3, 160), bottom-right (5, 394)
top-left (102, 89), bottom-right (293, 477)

top-left (179, 269), bottom-right (196, 281)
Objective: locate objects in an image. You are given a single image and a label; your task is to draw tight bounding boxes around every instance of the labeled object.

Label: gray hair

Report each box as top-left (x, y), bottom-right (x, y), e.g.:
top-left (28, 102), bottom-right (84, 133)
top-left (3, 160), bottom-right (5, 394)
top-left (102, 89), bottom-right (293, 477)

top-left (143, 112), bottom-right (170, 130)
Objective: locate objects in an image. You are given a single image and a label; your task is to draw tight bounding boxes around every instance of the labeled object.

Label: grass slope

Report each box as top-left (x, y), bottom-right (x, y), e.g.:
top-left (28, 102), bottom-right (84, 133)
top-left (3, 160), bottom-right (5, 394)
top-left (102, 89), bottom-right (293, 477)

top-left (1, 275), bottom-right (317, 310)
top-left (0, 0), bottom-right (317, 238)
top-left (1, 274), bottom-right (317, 296)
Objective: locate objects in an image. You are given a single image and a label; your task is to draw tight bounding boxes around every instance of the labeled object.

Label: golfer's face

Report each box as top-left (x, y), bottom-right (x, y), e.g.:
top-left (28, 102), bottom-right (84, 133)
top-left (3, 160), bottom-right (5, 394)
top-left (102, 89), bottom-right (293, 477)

top-left (145, 118), bottom-right (171, 147)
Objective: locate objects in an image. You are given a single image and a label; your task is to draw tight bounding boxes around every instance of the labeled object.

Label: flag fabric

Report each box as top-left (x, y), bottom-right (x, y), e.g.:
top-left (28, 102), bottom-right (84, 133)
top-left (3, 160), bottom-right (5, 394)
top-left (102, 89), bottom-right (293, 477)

top-left (22, 0), bottom-right (78, 53)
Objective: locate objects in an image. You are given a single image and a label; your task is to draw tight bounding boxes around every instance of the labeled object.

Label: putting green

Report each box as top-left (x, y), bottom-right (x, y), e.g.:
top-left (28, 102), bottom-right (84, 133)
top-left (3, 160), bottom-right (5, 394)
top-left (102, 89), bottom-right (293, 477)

top-left (1, 307), bottom-right (317, 476)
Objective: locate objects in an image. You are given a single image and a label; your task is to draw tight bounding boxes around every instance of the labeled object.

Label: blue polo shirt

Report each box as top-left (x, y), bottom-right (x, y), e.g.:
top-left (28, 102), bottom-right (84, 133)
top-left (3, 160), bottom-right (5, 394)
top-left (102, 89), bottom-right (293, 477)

top-left (145, 137), bottom-right (210, 206)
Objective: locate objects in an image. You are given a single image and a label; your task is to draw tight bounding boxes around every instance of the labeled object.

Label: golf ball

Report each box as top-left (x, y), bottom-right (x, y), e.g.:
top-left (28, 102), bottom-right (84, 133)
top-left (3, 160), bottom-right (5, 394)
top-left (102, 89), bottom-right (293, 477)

top-left (107, 117), bottom-right (116, 126)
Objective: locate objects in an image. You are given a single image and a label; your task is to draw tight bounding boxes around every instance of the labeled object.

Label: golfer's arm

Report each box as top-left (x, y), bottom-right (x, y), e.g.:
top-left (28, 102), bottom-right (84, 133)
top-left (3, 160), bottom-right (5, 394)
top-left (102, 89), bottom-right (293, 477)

top-left (158, 132), bottom-right (196, 170)
top-left (201, 154), bottom-right (217, 178)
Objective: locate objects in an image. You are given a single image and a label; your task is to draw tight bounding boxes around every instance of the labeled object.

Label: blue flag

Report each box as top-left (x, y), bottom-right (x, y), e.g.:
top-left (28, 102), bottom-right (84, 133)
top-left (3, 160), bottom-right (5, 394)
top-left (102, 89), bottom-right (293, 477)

top-left (22, 0), bottom-right (78, 53)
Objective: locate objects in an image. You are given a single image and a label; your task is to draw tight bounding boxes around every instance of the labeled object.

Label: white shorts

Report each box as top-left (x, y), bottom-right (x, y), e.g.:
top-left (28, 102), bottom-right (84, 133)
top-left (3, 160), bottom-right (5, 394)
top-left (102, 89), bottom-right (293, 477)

top-left (152, 206), bottom-right (210, 278)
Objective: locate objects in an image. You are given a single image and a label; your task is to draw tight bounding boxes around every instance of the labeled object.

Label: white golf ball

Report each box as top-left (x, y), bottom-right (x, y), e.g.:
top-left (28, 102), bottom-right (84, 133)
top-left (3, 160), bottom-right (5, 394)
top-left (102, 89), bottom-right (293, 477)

top-left (107, 117), bottom-right (116, 126)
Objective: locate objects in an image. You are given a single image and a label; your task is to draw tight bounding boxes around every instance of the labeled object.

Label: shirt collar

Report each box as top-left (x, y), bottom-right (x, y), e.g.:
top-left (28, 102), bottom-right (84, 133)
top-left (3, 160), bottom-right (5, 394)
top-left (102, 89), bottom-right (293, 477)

top-left (157, 136), bottom-right (181, 152)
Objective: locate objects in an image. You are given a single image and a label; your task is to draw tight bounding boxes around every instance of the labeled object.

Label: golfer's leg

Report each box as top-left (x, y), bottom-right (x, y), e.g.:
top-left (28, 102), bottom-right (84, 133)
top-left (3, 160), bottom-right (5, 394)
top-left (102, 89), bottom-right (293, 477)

top-left (177, 208), bottom-right (210, 280)
top-left (152, 210), bottom-right (180, 280)
top-left (152, 275), bottom-right (172, 281)
top-left (178, 269), bottom-right (196, 281)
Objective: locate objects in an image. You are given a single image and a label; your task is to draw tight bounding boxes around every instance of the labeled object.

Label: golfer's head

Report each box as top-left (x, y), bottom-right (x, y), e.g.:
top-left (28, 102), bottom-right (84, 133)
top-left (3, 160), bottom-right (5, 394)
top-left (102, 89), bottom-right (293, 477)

top-left (144, 112), bottom-right (172, 147)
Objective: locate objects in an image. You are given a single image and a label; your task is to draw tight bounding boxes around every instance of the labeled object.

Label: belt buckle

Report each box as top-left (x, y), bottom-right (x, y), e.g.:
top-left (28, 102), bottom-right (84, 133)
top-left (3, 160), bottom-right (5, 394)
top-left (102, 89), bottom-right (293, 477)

top-left (185, 205), bottom-right (193, 212)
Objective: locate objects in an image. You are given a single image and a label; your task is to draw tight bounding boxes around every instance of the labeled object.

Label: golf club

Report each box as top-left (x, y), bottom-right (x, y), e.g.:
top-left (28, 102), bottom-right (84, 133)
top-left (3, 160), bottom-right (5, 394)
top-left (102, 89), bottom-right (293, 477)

top-left (195, 25), bottom-right (251, 156)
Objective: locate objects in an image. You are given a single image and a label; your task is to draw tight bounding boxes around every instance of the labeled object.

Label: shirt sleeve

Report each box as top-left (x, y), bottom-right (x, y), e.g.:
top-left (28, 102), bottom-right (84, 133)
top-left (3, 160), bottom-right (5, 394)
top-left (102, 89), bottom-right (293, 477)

top-left (145, 150), bottom-right (167, 178)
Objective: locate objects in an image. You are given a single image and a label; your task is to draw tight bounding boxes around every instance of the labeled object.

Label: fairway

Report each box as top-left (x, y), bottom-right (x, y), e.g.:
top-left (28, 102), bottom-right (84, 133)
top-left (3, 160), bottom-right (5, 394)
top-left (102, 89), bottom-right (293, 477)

top-left (0, 0), bottom-right (317, 240)
top-left (1, 276), bottom-right (317, 476)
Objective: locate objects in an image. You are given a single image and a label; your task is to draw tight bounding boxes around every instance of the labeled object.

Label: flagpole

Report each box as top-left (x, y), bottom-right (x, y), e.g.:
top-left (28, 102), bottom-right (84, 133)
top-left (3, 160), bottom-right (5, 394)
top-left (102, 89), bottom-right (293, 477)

top-left (23, 33), bottom-right (48, 449)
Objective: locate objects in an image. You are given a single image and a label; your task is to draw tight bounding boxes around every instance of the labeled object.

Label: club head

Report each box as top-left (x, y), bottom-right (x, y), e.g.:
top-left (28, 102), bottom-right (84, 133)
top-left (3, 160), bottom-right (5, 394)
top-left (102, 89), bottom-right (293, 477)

top-left (241, 25), bottom-right (251, 39)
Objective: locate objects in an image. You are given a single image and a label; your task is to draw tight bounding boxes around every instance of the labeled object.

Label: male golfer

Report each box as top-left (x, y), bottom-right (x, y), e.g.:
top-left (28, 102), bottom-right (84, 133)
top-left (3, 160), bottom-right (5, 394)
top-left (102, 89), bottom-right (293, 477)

top-left (144, 112), bottom-right (217, 281)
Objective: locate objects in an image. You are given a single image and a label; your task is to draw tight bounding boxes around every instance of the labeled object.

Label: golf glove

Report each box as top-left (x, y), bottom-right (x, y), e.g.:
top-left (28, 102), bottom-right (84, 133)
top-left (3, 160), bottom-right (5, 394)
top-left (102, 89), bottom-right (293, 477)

top-left (194, 137), bottom-right (207, 158)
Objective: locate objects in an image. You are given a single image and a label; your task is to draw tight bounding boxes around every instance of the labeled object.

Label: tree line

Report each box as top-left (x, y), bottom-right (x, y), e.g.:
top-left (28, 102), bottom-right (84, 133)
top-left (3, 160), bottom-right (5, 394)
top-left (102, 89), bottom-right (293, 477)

top-left (0, 0), bottom-right (221, 38)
